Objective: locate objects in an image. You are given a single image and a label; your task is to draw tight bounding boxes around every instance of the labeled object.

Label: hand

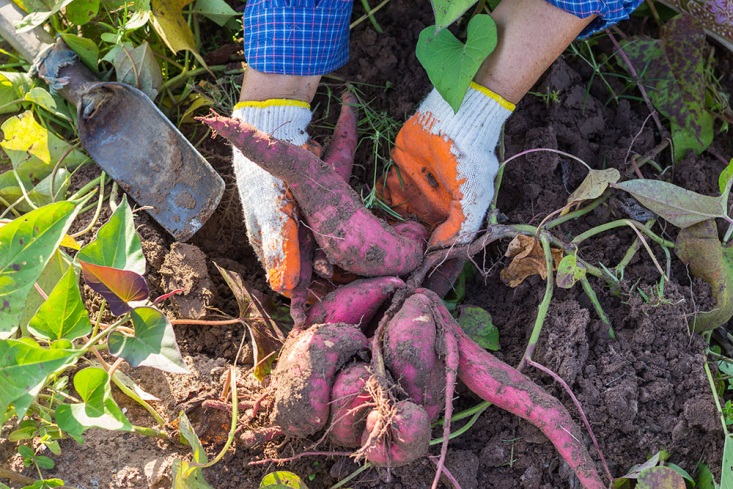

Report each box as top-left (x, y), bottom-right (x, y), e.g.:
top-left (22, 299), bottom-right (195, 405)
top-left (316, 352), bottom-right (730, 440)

top-left (231, 100), bottom-right (313, 296)
top-left (382, 83), bottom-right (515, 248)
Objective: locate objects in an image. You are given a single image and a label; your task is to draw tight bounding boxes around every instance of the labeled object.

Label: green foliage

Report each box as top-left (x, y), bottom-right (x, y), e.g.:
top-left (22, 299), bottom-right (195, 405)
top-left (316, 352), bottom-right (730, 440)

top-left (108, 306), bottom-right (188, 373)
top-left (723, 435), bottom-right (733, 489)
top-left (555, 254), bottom-right (586, 289)
top-left (0, 201), bottom-right (80, 338)
top-left (456, 305), bottom-right (499, 351)
top-left (619, 15), bottom-right (713, 160)
top-left (260, 471), bottom-right (310, 489)
top-left (416, 14), bottom-right (497, 112)
top-left (171, 413), bottom-right (213, 487)
top-left (431, 0), bottom-right (479, 31)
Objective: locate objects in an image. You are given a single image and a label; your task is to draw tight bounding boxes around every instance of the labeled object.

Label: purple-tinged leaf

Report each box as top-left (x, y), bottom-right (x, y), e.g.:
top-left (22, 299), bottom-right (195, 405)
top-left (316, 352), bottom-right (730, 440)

top-left (79, 260), bottom-right (149, 316)
top-left (637, 466), bottom-right (686, 489)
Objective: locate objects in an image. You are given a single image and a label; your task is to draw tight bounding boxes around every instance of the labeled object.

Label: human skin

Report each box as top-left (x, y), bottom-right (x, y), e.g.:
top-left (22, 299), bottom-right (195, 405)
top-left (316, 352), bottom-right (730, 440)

top-left (238, 0), bottom-right (597, 105)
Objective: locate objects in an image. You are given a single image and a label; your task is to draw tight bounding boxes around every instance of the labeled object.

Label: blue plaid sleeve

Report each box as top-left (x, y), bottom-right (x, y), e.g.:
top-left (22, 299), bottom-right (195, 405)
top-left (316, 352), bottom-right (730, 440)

top-left (243, 0), bottom-right (353, 76)
top-left (546, 0), bottom-right (645, 36)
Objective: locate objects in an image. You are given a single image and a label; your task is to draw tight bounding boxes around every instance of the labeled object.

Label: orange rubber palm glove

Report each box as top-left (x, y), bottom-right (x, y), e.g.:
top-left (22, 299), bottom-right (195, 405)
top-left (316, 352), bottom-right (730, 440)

top-left (231, 99), bottom-right (312, 295)
top-left (383, 82), bottom-right (515, 248)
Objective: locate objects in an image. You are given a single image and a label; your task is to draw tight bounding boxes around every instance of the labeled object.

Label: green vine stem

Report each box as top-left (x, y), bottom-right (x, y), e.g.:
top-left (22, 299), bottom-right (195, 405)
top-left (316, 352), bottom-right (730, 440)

top-left (349, 0), bottom-right (390, 30)
top-left (580, 276), bottom-right (614, 339)
top-left (545, 194), bottom-right (610, 229)
top-left (360, 0), bottom-right (383, 33)
top-left (330, 462), bottom-right (372, 489)
top-left (429, 401), bottom-right (491, 446)
top-left (192, 366), bottom-right (239, 468)
top-left (71, 172), bottom-right (107, 239)
top-left (571, 219), bottom-right (674, 248)
top-left (517, 235), bottom-right (554, 372)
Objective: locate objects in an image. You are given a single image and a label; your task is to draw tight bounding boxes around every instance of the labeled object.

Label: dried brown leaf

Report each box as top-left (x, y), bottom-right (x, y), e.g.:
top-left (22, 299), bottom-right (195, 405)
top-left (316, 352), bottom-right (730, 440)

top-left (500, 235), bottom-right (562, 288)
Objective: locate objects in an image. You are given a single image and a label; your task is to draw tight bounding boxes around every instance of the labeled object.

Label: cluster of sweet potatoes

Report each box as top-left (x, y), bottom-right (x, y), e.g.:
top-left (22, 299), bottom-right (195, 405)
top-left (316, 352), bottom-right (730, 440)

top-left (199, 96), bottom-right (605, 488)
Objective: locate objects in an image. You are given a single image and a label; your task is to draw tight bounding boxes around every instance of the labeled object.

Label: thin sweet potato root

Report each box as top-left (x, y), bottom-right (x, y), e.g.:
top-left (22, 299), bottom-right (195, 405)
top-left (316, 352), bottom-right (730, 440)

top-left (198, 113), bottom-right (427, 277)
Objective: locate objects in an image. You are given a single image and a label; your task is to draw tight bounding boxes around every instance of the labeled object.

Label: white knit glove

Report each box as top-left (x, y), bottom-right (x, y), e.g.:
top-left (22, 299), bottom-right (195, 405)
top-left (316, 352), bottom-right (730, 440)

top-left (383, 82), bottom-right (514, 247)
top-left (232, 100), bottom-right (311, 295)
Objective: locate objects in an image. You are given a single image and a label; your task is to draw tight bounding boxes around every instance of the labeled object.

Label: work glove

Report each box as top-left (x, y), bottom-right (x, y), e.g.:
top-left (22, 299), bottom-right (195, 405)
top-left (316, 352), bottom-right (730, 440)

top-left (231, 100), bottom-right (312, 296)
top-left (383, 82), bottom-right (515, 248)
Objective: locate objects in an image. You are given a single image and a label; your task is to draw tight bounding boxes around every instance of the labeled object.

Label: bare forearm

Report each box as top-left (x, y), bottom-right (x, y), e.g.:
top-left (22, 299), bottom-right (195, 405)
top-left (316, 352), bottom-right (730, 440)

top-left (239, 67), bottom-right (321, 103)
top-left (475, 0), bottom-right (595, 104)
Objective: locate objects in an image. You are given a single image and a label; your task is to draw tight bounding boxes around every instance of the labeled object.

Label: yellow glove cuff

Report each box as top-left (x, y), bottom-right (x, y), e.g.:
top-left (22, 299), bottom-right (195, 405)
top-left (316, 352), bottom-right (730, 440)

top-left (469, 82), bottom-right (516, 112)
top-left (233, 98), bottom-right (311, 110)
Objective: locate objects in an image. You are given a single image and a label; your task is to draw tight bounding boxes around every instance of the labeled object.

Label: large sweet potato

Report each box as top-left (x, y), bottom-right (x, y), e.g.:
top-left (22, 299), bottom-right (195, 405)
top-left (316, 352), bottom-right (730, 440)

top-left (270, 323), bottom-right (369, 437)
top-left (198, 113), bottom-right (427, 277)
top-left (383, 293), bottom-right (445, 421)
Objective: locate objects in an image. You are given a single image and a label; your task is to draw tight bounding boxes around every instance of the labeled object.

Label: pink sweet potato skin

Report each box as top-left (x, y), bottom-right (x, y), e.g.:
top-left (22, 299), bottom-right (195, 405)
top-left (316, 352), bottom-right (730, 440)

top-left (429, 295), bottom-right (604, 489)
top-left (323, 92), bottom-right (358, 181)
top-left (271, 323), bottom-right (369, 437)
top-left (198, 114), bottom-right (427, 277)
top-left (328, 362), bottom-right (373, 447)
top-left (383, 294), bottom-right (445, 421)
top-left (306, 276), bottom-right (405, 328)
top-left (361, 401), bottom-right (431, 467)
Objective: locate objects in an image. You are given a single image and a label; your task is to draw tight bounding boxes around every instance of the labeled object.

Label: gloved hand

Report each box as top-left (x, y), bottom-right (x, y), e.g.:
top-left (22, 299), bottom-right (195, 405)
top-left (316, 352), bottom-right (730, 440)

top-left (382, 82), bottom-right (515, 248)
top-left (231, 99), bottom-right (312, 296)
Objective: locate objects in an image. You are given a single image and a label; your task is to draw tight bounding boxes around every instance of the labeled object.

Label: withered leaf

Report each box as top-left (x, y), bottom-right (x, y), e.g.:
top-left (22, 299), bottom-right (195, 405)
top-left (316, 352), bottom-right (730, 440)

top-left (500, 235), bottom-right (563, 288)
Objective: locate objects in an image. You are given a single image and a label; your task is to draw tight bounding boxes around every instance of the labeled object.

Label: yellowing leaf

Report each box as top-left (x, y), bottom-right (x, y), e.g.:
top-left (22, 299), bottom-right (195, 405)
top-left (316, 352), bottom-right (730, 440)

top-left (0, 111), bottom-right (88, 181)
top-left (60, 234), bottom-right (81, 250)
top-left (150, 0), bottom-right (208, 69)
top-left (562, 168), bottom-right (620, 215)
top-left (500, 234), bottom-right (562, 288)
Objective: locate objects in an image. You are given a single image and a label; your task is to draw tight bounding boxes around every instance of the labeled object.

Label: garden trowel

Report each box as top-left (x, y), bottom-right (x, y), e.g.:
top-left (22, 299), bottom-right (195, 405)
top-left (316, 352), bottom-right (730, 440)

top-left (0, 0), bottom-right (225, 241)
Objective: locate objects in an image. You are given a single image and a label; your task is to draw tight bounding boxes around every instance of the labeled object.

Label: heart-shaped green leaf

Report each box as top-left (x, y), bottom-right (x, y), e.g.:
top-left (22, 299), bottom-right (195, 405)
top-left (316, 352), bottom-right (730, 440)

top-left (28, 267), bottom-right (91, 341)
top-left (76, 195), bottom-right (146, 274)
top-left (59, 34), bottom-right (100, 73)
top-left (719, 158), bottom-right (733, 195)
top-left (0, 338), bottom-right (80, 418)
top-left (0, 201), bottom-right (80, 338)
top-left (19, 249), bottom-right (71, 333)
top-left (431, 0), bottom-right (479, 31)
top-left (192, 0), bottom-right (238, 26)
top-left (416, 14), bottom-right (497, 112)
top-left (79, 260), bottom-right (149, 316)
top-left (614, 180), bottom-right (726, 229)
top-left (55, 367), bottom-right (132, 436)
top-left (108, 306), bottom-right (188, 373)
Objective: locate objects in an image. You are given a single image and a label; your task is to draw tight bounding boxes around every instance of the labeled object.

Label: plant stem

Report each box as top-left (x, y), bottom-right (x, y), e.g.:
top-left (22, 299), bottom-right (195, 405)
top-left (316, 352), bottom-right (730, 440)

top-left (546, 194), bottom-right (610, 229)
top-left (571, 219), bottom-right (674, 248)
top-left (580, 277), bottom-right (614, 338)
top-left (193, 366), bottom-right (238, 468)
top-left (71, 172), bottom-right (106, 238)
top-left (429, 402), bottom-right (490, 445)
top-left (608, 29), bottom-right (665, 136)
top-left (518, 235), bottom-right (554, 372)
top-left (109, 371), bottom-right (166, 426)
top-left (360, 0), bottom-right (383, 33)
top-left (704, 359), bottom-right (730, 436)
top-left (170, 318), bottom-right (242, 326)
top-left (350, 0), bottom-right (390, 30)
top-left (501, 147), bottom-right (591, 172)
top-left (330, 462), bottom-right (372, 489)
top-left (131, 425), bottom-right (168, 438)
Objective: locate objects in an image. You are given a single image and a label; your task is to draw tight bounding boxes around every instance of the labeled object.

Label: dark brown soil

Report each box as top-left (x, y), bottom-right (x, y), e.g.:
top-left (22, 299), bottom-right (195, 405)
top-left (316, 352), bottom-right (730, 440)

top-left (3, 1), bottom-right (732, 488)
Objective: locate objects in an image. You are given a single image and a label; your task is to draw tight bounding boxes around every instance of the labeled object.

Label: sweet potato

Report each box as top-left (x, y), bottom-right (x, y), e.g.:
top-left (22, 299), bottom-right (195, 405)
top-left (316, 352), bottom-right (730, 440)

top-left (426, 293), bottom-right (605, 489)
top-left (361, 400), bottom-right (431, 467)
top-left (322, 91), bottom-right (358, 181)
top-left (306, 276), bottom-right (405, 328)
top-left (198, 113), bottom-right (427, 277)
top-left (270, 323), bottom-right (369, 437)
top-left (328, 362), bottom-right (373, 447)
top-left (383, 293), bottom-right (445, 421)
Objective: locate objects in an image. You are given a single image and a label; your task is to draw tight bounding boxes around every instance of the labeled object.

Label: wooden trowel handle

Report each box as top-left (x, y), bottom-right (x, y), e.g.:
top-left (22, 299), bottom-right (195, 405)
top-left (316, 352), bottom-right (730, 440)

top-left (0, 0), bottom-right (55, 62)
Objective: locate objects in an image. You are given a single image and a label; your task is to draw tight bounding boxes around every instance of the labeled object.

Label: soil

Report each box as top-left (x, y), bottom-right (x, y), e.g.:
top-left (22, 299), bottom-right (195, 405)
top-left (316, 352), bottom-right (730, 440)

top-left (2, 1), bottom-right (733, 488)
